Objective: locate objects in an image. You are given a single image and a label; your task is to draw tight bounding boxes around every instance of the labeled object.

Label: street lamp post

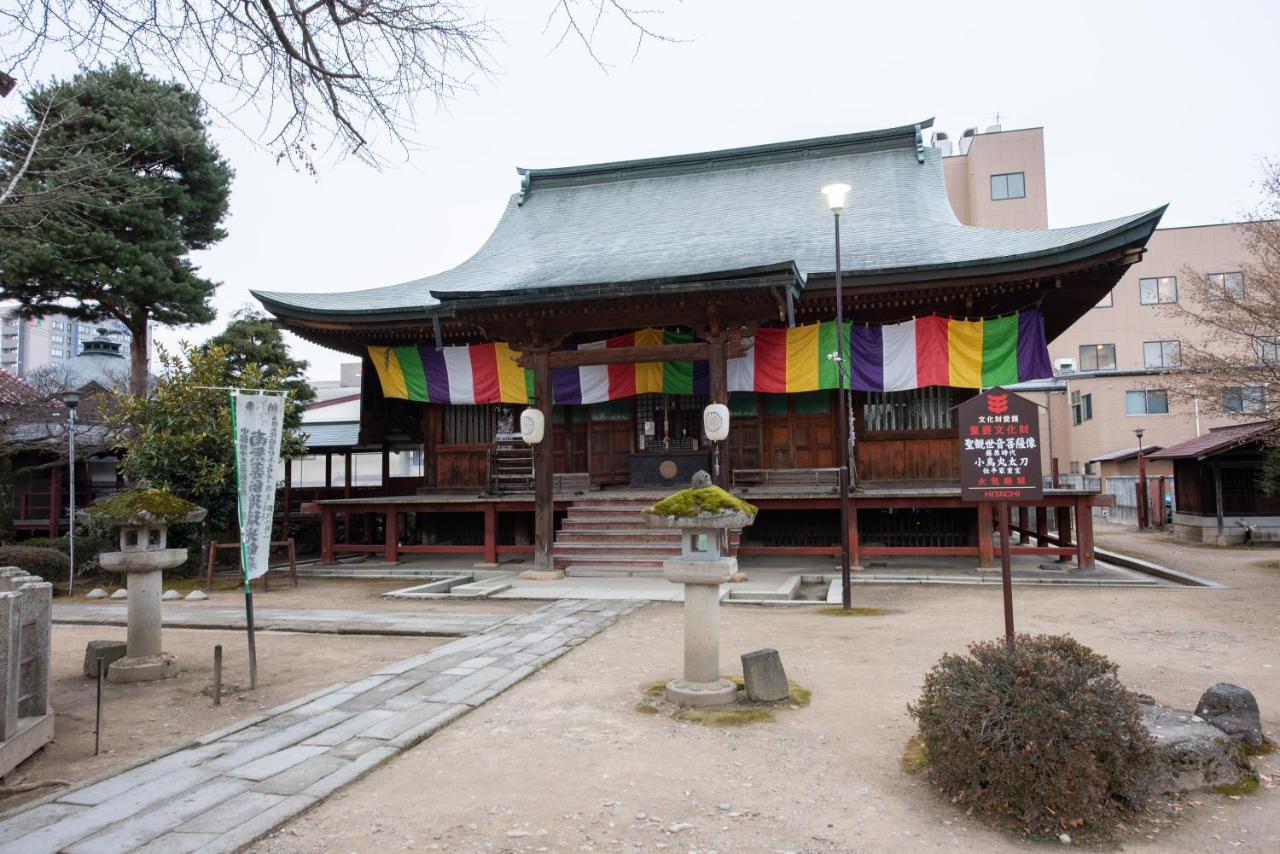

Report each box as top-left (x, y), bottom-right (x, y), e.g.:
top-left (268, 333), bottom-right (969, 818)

top-left (821, 183), bottom-right (854, 609)
top-left (62, 390), bottom-right (81, 596)
top-left (1134, 427), bottom-right (1147, 529)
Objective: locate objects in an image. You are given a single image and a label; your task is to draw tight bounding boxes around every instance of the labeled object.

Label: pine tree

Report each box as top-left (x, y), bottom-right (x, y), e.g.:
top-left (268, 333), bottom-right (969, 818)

top-left (0, 65), bottom-right (232, 395)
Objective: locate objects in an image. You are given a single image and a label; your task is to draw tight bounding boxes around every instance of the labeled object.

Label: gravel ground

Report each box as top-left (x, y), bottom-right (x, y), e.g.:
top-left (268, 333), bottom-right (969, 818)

top-left (250, 525), bottom-right (1280, 853)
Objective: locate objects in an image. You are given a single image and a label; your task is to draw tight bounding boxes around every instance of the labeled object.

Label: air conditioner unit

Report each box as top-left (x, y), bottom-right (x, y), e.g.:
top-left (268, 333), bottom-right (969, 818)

top-left (1054, 358), bottom-right (1076, 374)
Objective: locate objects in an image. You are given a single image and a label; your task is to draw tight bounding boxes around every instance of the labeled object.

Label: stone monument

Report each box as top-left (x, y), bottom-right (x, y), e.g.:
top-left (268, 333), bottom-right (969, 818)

top-left (644, 471), bottom-right (756, 708)
top-left (79, 486), bottom-right (206, 683)
top-left (0, 567), bottom-right (54, 776)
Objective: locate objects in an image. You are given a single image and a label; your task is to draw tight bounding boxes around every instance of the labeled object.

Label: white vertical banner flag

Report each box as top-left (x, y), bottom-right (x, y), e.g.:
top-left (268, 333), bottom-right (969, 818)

top-left (233, 391), bottom-right (285, 581)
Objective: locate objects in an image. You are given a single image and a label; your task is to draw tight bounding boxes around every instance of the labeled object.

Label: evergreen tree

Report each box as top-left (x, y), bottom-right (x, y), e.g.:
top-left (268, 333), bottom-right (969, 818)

top-left (0, 65), bottom-right (232, 396)
top-left (205, 309), bottom-right (317, 427)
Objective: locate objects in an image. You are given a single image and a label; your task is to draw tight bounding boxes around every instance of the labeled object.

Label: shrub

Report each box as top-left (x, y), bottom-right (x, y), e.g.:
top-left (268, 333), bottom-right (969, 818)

top-left (0, 545), bottom-right (71, 580)
top-left (908, 634), bottom-right (1156, 839)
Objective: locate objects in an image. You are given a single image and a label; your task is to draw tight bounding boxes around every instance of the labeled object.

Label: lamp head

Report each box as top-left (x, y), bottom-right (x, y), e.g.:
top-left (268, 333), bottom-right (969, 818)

top-left (821, 182), bottom-right (852, 213)
top-left (61, 390), bottom-right (81, 411)
top-left (1134, 427), bottom-right (1145, 440)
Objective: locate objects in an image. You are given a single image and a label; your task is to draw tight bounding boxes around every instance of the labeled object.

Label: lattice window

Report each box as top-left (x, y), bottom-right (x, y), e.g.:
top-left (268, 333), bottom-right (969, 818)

top-left (862, 387), bottom-right (955, 431)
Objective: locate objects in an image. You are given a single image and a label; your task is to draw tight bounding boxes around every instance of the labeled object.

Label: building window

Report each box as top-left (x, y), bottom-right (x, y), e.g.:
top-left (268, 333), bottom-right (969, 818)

top-left (1078, 344), bottom-right (1116, 372)
top-left (862, 387), bottom-right (955, 431)
top-left (1125, 389), bottom-right (1169, 415)
top-left (1222, 386), bottom-right (1265, 414)
top-left (1139, 276), bottom-right (1178, 305)
top-left (50, 348), bottom-right (63, 357)
top-left (1255, 336), bottom-right (1280, 365)
top-left (1207, 271), bottom-right (1244, 301)
top-left (990, 172), bottom-right (1026, 201)
top-left (1143, 340), bottom-right (1181, 369)
top-left (50, 334), bottom-right (63, 343)
top-left (1071, 390), bottom-right (1093, 425)
top-left (1094, 290), bottom-right (1113, 308)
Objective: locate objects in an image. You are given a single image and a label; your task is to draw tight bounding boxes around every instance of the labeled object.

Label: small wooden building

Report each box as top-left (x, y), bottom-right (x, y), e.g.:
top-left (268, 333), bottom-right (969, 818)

top-left (255, 120), bottom-right (1164, 573)
top-left (1149, 421), bottom-right (1280, 544)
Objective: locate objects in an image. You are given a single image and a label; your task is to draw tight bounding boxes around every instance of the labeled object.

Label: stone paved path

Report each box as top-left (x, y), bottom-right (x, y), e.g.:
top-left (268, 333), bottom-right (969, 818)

top-left (1, 598), bottom-right (641, 854)
top-left (53, 604), bottom-right (517, 637)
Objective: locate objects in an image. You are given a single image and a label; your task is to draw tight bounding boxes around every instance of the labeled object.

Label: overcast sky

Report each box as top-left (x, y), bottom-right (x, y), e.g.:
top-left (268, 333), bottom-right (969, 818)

top-left (7, 1), bottom-right (1279, 379)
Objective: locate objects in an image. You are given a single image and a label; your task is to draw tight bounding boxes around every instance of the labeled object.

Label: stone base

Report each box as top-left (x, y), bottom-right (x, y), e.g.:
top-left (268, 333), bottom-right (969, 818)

top-left (83, 639), bottom-right (128, 678)
top-left (1142, 702), bottom-right (1255, 793)
top-left (106, 653), bottom-right (179, 683)
top-left (665, 678), bottom-right (739, 709)
top-left (0, 713), bottom-right (55, 778)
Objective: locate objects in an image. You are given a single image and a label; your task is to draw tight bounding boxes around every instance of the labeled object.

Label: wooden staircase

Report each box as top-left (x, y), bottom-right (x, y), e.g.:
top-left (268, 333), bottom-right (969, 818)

top-left (553, 498), bottom-right (740, 577)
top-left (488, 434), bottom-right (534, 494)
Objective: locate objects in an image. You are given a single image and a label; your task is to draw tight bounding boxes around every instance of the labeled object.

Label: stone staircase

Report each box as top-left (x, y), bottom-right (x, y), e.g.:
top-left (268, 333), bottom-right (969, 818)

top-left (553, 498), bottom-right (740, 577)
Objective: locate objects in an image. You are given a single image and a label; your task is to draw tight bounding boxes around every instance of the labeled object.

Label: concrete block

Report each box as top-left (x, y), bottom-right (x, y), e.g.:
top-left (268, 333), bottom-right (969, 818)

top-left (110, 588), bottom-right (127, 599)
top-left (741, 648), bottom-right (790, 702)
top-left (82, 640), bottom-right (127, 678)
top-left (86, 588), bottom-right (108, 599)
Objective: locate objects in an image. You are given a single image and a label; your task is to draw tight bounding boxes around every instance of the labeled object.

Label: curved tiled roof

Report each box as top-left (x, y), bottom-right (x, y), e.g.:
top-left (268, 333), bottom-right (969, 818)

top-left (254, 121), bottom-right (1165, 319)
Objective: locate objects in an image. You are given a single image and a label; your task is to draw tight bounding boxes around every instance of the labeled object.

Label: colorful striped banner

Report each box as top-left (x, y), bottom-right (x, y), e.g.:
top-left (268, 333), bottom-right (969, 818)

top-left (368, 341), bottom-right (531, 404)
top-left (367, 309), bottom-right (1051, 404)
top-left (728, 310), bottom-right (1050, 393)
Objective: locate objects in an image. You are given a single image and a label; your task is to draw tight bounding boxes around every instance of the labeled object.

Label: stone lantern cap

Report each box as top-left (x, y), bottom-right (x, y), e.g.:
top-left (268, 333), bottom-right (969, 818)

top-left (77, 486), bottom-right (207, 529)
top-left (642, 472), bottom-right (757, 531)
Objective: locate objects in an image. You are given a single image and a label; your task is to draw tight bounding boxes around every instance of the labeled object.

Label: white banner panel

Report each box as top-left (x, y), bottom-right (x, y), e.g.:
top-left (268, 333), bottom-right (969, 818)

top-left (233, 391), bottom-right (285, 581)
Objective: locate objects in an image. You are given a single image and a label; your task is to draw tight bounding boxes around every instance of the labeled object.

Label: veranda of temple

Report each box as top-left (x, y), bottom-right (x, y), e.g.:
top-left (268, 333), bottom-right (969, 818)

top-left (254, 119), bottom-right (1165, 575)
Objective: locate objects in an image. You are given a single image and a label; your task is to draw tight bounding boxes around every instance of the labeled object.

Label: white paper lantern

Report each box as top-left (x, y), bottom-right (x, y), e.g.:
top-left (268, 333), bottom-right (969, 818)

top-left (520, 408), bottom-right (545, 444)
top-left (703, 403), bottom-right (730, 441)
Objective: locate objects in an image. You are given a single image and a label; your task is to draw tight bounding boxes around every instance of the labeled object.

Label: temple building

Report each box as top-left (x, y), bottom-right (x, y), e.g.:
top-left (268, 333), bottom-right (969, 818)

top-left (255, 119), bottom-right (1164, 574)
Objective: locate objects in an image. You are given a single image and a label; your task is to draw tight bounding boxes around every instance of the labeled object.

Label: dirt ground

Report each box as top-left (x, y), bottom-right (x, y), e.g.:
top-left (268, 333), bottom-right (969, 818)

top-left (254, 526), bottom-right (1280, 853)
top-left (1, 624), bottom-right (443, 810)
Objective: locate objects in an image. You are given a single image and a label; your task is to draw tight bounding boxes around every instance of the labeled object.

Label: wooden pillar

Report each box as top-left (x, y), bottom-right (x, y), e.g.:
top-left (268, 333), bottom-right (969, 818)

top-left (1035, 506), bottom-right (1048, 547)
top-left (385, 507), bottom-right (400, 565)
top-left (1055, 504), bottom-right (1073, 563)
top-left (1156, 476), bottom-right (1167, 527)
top-left (708, 333), bottom-right (729, 487)
top-left (1075, 495), bottom-right (1095, 570)
top-left (344, 453), bottom-right (353, 498)
top-left (320, 506), bottom-right (335, 565)
top-left (1213, 462), bottom-right (1224, 541)
top-left (48, 466), bottom-right (61, 538)
top-left (324, 451), bottom-right (332, 489)
top-left (977, 501), bottom-right (994, 568)
top-left (483, 503), bottom-right (498, 565)
top-left (533, 350), bottom-right (556, 572)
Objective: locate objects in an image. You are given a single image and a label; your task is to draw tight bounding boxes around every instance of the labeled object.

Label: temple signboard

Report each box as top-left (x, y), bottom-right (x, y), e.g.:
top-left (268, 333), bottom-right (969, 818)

top-left (958, 387), bottom-right (1043, 503)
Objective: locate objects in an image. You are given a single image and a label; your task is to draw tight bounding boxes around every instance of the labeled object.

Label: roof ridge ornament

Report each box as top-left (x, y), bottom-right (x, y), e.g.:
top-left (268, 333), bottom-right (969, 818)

top-left (516, 170), bottom-right (531, 206)
top-left (915, 123), bottom-right (925, 164)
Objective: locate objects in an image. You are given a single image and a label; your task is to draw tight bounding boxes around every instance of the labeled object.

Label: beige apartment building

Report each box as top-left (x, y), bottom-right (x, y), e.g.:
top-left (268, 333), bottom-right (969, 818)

top-left (938, 124), bottom-right (1257, 488)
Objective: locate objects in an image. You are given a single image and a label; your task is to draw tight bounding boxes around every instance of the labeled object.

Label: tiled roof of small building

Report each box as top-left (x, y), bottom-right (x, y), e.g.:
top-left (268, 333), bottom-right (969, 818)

top-left (254, 120), bottom-right (1166, 320)
top-left (1148, 422), bottom-right (1276, 460)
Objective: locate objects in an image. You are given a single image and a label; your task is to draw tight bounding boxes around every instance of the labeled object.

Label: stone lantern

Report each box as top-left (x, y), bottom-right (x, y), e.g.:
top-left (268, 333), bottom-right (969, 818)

top-left (79, 486), bottom-right (206, 683)
top-left (643, 471), bottom-right (756, 708)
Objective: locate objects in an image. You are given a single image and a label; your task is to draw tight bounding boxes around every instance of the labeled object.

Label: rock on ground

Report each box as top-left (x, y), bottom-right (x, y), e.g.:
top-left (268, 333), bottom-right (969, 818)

top-left (1141, 703), bottom-right (1255, 793)
top-left (1196, 683), bottom-right (1264, 749)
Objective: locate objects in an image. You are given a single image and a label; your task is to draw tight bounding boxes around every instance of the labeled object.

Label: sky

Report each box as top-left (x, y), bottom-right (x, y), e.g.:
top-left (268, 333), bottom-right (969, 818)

top-left (5, 0), bottom-right (1279, 379)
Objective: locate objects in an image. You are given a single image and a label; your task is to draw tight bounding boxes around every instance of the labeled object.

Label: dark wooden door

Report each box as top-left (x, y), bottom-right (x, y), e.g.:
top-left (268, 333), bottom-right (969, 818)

top-left (588, 400), bottom-right (632, 485)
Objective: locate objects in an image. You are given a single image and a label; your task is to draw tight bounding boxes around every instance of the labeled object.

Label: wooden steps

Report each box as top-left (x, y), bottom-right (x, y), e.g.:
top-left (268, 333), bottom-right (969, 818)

top-left (553, 497), bottom-right (739, 577)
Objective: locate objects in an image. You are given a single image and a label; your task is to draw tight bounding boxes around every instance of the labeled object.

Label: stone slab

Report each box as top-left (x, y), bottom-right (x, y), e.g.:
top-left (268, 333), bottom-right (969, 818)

top-left (252, 754), bottom-right (348, 796)
top-left (302, 747), bottom-right (398, 800)
top-left (176, 790), bottom-right (285, 834)
top-left (224, 743), bottom-right (332, 782)
top-left (64, 776), bottom-right (247, 854)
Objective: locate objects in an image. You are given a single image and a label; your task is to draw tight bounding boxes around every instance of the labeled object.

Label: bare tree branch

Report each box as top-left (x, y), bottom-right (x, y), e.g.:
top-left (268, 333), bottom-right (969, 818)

top-left (1, 2), bottom-right (678, 169)
top-left (1163, 159), bottom-right (1280, 434)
